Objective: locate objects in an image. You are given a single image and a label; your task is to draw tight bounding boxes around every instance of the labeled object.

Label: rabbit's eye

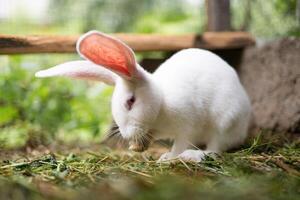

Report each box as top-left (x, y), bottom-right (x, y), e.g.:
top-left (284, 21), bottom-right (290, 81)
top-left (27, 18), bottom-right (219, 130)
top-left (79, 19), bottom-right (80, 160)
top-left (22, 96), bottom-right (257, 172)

top-left (126, 95), bottom-right (135, 110)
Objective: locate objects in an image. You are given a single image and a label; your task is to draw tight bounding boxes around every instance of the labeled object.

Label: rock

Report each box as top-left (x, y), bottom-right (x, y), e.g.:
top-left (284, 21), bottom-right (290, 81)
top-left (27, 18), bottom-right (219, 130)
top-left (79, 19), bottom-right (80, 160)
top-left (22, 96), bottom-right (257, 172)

top-left (239, 38), bottom-right (300, 133)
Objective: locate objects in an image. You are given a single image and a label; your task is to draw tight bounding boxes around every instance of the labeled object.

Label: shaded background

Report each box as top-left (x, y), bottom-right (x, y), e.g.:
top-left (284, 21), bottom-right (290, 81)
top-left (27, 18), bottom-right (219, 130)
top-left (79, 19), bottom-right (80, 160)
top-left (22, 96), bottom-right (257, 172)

top-left (0, 0), bottom-right (299, 149)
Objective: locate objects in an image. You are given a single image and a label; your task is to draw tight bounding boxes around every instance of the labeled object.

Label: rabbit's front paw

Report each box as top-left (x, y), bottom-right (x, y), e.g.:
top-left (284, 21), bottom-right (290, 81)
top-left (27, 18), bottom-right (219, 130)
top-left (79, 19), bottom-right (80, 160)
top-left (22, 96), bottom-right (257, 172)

top-left (177, 150), bottom-right (208, 163)
top-left (157, 152), bottom-right (175, 163)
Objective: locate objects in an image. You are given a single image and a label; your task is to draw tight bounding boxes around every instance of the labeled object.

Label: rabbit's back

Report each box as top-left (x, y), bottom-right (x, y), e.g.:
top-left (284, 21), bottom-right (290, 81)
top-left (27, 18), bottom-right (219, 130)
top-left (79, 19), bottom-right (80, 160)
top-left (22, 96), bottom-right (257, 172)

top-left (153, 48), bottom-right (238, 88)
top-left (153, 48), bottom-right (251, 140)
top-left (153, 48), bottom-right (245, 104)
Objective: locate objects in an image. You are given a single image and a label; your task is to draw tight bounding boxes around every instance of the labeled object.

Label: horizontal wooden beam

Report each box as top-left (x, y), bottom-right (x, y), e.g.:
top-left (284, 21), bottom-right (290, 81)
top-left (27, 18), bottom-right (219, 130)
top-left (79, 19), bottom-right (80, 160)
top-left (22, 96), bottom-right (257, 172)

top-left (0, 32), bottom-right (255, 54)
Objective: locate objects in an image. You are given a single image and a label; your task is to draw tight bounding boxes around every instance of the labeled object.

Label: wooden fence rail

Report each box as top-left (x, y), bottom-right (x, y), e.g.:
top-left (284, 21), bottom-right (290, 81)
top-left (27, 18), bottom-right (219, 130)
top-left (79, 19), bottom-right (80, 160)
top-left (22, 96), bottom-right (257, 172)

top-left (0, 32), bottom-right (254, 54)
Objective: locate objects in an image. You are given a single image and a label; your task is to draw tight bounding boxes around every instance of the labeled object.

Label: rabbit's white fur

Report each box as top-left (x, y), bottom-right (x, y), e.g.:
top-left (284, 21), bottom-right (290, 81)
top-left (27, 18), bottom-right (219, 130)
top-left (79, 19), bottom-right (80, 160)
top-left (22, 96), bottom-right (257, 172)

top-left (35, 31), bottom-right (251, 162)
top-left (152, 49), bottom-right (251, 162)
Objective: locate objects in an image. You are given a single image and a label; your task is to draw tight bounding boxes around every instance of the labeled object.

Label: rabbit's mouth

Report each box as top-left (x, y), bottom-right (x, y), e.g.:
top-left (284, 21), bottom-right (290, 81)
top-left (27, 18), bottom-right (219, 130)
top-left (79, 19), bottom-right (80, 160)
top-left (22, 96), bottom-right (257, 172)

top-left (128, 131), bottom-right (153, 152)
top-left (112, 121), bottom-right (153, 152)
top-left (125, 124), bottom-right (153, 152)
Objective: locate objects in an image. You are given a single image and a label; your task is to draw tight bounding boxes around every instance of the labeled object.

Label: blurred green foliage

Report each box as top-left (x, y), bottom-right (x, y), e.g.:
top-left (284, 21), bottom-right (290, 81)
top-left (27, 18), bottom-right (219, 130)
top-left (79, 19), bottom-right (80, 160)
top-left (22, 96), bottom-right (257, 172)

top-left (232, 0), bottom-right (300, 37)
top-left (47, 0), bottom-right (203, 33)
top-left (0, 55), bottom-right (112, 148)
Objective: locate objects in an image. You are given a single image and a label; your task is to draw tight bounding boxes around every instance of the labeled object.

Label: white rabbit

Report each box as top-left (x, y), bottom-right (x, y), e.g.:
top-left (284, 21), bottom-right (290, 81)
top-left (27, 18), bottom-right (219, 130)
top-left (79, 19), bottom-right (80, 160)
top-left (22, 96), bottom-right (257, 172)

top-left (35, 31), bottom-right (251, 162)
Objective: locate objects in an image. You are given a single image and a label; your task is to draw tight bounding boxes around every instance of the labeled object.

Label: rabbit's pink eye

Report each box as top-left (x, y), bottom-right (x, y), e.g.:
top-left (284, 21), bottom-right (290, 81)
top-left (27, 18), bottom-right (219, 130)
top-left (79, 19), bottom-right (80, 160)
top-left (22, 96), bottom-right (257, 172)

top-left (126, 96), bottom-right (135, 110)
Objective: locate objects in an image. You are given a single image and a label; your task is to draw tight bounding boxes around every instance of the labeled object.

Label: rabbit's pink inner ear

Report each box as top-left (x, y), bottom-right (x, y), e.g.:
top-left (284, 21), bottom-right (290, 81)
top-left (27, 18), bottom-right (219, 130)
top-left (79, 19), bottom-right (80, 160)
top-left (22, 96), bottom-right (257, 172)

top-left (78, 32), bottom-right (134, 78)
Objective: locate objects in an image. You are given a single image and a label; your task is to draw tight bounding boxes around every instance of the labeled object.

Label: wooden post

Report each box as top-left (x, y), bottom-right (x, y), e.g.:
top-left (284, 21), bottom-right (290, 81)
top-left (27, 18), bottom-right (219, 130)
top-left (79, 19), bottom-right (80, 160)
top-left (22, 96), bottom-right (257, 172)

top-left (206, 0), bottom-right (231, 31)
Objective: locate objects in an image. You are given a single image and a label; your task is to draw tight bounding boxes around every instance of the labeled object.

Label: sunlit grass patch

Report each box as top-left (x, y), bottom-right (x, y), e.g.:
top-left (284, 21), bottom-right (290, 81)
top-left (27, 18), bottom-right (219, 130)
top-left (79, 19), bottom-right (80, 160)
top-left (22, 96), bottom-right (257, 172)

top-left (0, 133), bottom-right (299, 200)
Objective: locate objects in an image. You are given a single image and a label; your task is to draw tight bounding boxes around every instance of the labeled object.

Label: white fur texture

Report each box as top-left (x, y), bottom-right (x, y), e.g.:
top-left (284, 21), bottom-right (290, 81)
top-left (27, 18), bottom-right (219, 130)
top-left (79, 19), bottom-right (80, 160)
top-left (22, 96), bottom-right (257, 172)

top-left (151, 49), bottom-right (251, 162)
top-left (35, 60), bottom-right (117, 85)
top-left (35, 31), bottom-right (251, 163)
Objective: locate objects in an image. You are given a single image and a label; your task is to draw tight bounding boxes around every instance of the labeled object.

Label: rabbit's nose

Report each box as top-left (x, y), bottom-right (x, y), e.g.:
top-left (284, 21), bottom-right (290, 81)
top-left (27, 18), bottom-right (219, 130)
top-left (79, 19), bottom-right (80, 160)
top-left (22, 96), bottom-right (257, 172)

top-left (123, 125), bottom-right (143, 139)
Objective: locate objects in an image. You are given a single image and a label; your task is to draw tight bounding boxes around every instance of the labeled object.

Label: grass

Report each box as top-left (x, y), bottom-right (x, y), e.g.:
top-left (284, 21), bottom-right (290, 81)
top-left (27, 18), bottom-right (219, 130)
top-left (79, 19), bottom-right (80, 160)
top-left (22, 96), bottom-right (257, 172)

top-left (0, 132), bottom-right (299, 200)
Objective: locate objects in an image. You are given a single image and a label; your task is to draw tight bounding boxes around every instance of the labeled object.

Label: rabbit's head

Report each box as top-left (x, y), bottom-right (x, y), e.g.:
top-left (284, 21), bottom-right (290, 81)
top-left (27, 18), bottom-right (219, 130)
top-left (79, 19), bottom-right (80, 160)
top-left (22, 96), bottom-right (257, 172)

top-left (35, 31), bottom-right (162, 144)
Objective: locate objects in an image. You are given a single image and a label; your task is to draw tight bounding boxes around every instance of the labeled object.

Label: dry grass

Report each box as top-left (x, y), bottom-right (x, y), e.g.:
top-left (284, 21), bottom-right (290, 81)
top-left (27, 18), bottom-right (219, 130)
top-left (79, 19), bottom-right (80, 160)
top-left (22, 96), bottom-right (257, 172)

top-left (0, 132), bottom-right (299, 200)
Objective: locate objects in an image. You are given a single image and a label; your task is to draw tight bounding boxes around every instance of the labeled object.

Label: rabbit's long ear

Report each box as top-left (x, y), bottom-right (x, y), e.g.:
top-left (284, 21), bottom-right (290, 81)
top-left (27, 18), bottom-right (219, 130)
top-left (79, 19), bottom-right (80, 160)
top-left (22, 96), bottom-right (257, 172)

top-left (35, 60), bottom-right (117, 85)
top-left (77, 31), bottom-right (139, 80)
